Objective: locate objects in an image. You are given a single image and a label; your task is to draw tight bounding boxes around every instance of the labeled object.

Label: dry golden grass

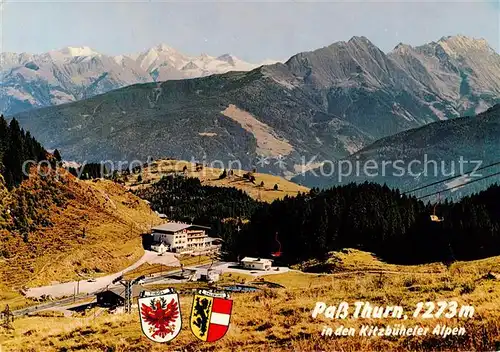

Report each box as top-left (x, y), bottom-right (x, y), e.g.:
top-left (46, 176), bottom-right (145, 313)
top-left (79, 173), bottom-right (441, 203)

top-left (220, 272), bottom-right (255, 284)
top-left (122, 263), bottom-right (178, 281)
top-left (125, 159), bottom-right (309, 202)
top-left (27, 310), bottom-right (66, 318)
top-left (2, 251), bottom-right (500, 351)
top-left (0, 171), bottom-right (162, 310)
top-left (295, 249), bottom-right (446, 274)
top-left (178, 254), bottom-right (213, 267)
top-left (0, 284), bottom-right (34, 313)
top-left (142, 272), bottom-right (256, 292)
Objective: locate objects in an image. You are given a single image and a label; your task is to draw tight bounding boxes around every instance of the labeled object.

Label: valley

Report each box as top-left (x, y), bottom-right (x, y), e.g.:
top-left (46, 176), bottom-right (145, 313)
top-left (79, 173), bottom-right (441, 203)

top-left (11, 35), bottom-right (500, 177)
top-left (2, 143), bottom-right (500, 351)
top-left (2, 10), bottom-right (500, 350)
top-left (295, 104), bottom-right (500, 198)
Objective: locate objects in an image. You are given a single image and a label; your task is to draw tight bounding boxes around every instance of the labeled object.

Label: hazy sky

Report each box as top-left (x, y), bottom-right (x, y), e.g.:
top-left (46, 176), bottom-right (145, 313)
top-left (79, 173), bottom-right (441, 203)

top-left (2, 0), bottom-right (499, 62)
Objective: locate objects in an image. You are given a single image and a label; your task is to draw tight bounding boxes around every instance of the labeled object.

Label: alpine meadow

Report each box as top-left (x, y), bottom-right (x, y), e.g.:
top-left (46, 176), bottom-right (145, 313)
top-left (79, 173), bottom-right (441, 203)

top-left (2, 2), bottom-right (500, 351)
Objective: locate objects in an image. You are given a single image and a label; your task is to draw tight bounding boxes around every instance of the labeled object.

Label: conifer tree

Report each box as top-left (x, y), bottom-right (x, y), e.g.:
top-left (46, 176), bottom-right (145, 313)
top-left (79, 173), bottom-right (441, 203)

top-left (0, 117), bottom-right (47, 188)
top-left (53, 149), bottom-right (62, 162)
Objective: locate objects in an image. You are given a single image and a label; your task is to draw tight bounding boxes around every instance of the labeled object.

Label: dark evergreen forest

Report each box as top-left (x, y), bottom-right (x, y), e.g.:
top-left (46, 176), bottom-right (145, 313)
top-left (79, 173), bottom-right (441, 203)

top-left (136, 175), bottom-right (500, 265)
top-left (2, 108), bottom-right (498, 266)
top-left (135, 175), bottom-right (259, 224)
top-left (67, 163), bottom-right (109, 180)
top-left (0, 115), bottom-right (47, 188)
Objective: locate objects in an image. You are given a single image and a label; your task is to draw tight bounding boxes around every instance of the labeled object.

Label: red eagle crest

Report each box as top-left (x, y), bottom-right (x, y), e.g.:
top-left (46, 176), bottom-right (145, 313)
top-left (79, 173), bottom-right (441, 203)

top-left (138, 290), bottom-right (182, 343)
top-left (141, 297), bottom-right (180, 339)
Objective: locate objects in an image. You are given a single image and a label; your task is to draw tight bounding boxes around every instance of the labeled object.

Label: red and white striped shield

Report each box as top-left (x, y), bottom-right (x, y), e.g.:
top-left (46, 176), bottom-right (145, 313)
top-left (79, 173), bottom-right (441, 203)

top-left (190, 289), bottom-right (233, 342)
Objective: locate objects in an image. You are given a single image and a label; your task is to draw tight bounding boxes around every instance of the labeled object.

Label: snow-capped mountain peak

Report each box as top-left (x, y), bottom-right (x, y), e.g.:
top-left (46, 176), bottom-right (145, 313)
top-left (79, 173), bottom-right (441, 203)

top-left (41, 46), bottom-right (101, 63)
top-left (181, 61), bottom-right (200, 71)
top-left (59, 46), bottom-right (100, 57)
top-left (1, 42), bottom-right (274, 115)
top-left (196, 53), bottom-right (216, 63)
top-left (216, 54), bottom-right (236, 65)
top-left (154, 43), bottom-right (177, 53)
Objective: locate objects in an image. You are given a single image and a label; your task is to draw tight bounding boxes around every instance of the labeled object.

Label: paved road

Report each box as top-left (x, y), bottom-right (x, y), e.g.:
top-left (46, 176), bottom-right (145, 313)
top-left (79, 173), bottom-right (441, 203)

top-left (13, 262), bottom-right (216, 316)
top-left (12, 293), bottom-right (93, 317)
top-left (16, 260), bottom-right (292, 316)
top-left (25, 251), bottom-right (180, 299)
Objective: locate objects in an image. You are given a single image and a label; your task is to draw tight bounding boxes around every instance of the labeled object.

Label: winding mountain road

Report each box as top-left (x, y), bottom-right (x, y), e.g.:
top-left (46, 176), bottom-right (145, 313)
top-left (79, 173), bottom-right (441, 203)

top-left (25, 250), bottom-right (180, 299)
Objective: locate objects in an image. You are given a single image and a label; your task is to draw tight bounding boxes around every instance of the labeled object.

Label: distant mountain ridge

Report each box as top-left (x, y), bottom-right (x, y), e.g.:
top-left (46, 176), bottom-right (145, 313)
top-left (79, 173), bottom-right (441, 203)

top-left (388, 35), bottom-right (500, 117)
top-left (294, 104), bottom-right (500, 199)
top-left (10, 35), bottom-right (500, 176)
top-left (1, 44), bottom-right (273, 116)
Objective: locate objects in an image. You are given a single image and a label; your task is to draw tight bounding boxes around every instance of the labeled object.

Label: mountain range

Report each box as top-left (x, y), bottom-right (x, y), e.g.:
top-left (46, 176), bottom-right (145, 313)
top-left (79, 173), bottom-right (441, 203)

top-left (1, 44), bottom-right (272, 116)
top-left (293, 104), bottom-right (500, 199)
top-left (9, 35), bottom-right (500, 178)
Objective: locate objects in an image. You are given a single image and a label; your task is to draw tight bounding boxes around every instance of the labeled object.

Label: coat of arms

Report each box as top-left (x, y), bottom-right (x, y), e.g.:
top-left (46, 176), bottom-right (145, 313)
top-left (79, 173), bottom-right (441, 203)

top-left (138, 288), bottom-right (182, 343)
top-left (190, 289), bottom-right (233, 342)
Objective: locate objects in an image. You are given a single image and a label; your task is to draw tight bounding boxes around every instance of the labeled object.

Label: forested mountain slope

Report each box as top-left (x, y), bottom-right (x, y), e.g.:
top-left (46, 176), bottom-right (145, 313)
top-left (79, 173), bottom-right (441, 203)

top-left (0, 115), bottom-right (46, 188)
top-left (137, 175), bottom-right (500, 265)
top-left (294, 104), bottom-right (500, 199)
top-left (12, 36), bottom-right (500, 176)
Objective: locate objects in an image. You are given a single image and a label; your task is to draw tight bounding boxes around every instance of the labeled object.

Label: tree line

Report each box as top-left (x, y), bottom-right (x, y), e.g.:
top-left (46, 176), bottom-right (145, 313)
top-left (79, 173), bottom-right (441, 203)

top-left (137, 175), bottom-right (500, 265)
top-left (2, 109), bottom-right (497, 266)
top-left (0, 115), bottom-right (47, 189)
top-left (66, 163), bottom-right (109, 180)
top-left (135, 175), bottom-right (258, 225)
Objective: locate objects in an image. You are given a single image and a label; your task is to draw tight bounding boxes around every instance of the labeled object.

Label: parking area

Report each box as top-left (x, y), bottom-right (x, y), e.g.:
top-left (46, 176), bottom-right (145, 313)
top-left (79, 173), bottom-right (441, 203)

top-left (204, 262), bottom-right (291, 277)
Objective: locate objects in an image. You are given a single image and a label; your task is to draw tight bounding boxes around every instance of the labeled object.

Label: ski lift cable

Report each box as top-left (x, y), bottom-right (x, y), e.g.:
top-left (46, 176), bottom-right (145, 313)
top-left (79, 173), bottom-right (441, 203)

top-left (403, 160), bottom-right (500, 195)
top-left (275, 232), bottom-right (281, 252)
top-left (429, 192), bottom-right (444, 222)
top-left (433, 192), bottom-right (440, 214)
top-left (416, 169), bottom-right (500, 200)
